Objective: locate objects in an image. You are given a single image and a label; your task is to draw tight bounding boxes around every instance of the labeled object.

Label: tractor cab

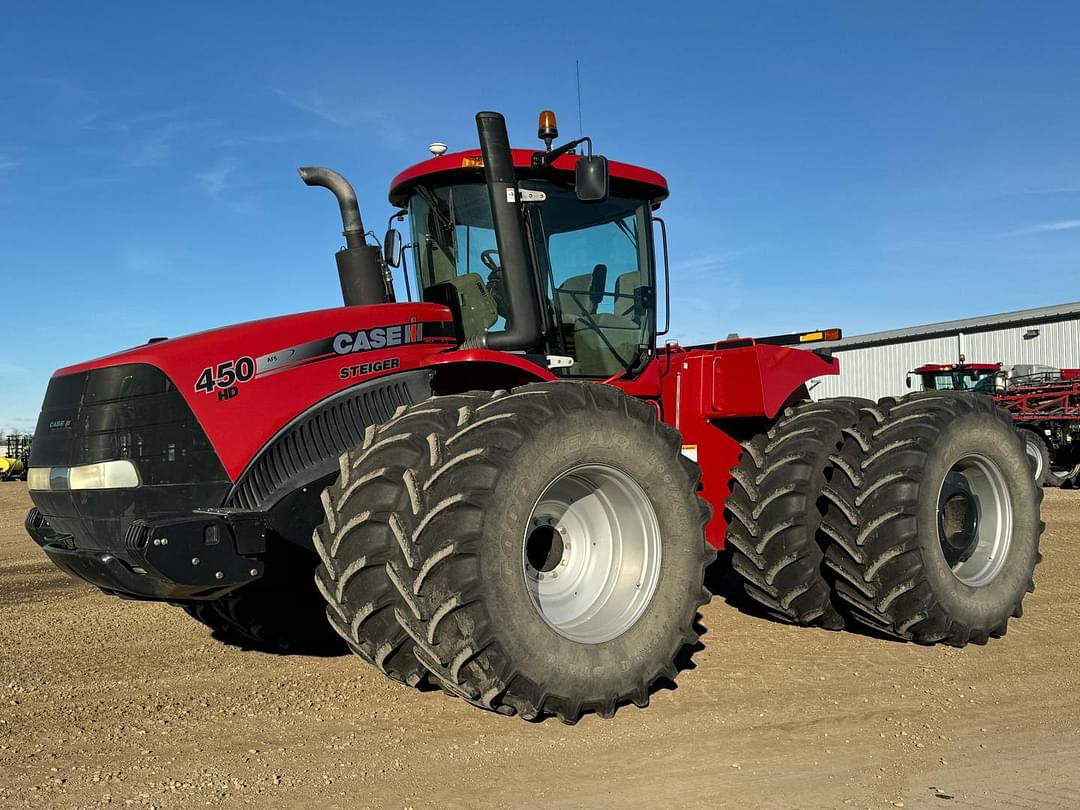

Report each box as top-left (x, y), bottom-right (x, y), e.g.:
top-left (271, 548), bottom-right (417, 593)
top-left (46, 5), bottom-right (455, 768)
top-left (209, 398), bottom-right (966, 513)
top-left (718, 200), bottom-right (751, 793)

top-left (907, 360), bottom-right (1004, 393)
top-left (386, 112), bottom-right (669, 379)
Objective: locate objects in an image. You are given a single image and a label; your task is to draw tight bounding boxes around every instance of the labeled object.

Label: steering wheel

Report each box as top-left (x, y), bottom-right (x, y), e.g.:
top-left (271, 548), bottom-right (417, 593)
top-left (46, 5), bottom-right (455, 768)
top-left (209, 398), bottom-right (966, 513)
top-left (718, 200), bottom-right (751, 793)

top-left (481, 249), bottom-right (501, 273)
top-left (479, 249), bottom-right (509, 317)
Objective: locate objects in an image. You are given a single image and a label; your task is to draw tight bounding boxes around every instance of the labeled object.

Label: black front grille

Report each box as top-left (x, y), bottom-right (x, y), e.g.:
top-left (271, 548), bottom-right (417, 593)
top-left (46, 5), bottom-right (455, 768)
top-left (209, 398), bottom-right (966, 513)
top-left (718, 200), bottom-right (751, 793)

top-left (227, 370), bottom-right (433, 510)
top-left (123, 520), bottom-right (150, 552)
top-left (28, 364), bottom-right (231, 551)
top-left (30, 364), bottom-right (225, 483)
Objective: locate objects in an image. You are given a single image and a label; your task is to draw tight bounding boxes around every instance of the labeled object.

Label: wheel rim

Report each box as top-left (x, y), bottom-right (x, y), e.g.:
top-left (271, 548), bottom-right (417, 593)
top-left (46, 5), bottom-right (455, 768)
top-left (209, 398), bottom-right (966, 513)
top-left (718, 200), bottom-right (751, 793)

top-left (937, 453), bottom-right (1014, 587)
top-left (1050, 463), bottom-right (1080, 485)
top-left (1023, 436), bottom-right (1044, 481)
top-left (522, 463), bottom-right (662, 644)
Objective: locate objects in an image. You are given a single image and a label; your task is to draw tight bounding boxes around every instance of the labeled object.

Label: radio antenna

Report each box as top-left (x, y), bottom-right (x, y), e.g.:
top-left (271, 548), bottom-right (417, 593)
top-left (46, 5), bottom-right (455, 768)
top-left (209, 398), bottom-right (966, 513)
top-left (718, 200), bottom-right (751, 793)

top-left (575, 59), bottom-right (583, 136)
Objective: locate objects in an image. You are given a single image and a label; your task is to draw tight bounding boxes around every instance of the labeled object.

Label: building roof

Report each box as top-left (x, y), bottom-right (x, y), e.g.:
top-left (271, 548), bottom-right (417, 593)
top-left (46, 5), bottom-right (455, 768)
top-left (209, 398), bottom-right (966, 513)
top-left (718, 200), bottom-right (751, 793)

top-left (820, 301), bottom-right (1080, 351)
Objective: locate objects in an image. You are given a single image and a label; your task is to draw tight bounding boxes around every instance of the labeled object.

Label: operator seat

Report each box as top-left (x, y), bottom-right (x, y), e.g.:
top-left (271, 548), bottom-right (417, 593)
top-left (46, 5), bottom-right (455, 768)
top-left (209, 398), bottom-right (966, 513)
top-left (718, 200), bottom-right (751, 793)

top-left (555, 264), bottom-right (607, 324)
top-left (555, 273), bottom-right (595, 322)
top-left (572, 271), bottom-right (644, 377)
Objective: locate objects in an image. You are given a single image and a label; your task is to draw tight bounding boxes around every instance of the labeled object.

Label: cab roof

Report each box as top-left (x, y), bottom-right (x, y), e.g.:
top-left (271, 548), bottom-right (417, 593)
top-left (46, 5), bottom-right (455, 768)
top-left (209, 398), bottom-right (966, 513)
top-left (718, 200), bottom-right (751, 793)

top-left (388, 148), bottom-right (669, 208)
top-left (915, 363), bottom-right (1002, 372)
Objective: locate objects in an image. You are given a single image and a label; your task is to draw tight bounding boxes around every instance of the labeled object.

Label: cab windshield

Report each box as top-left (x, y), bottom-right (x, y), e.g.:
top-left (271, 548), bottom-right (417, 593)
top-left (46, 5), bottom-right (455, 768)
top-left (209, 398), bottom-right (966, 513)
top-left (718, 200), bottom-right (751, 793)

top-left (406, 182), bottom-right (654, 378)
top-left (923, 371), bottom-right (998, 392)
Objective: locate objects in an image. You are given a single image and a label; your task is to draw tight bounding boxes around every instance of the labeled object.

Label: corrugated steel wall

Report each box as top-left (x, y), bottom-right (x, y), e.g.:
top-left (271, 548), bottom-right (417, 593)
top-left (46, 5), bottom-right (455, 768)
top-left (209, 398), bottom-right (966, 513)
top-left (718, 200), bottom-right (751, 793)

top-left (964, 320), bottom-right (1080, 370)
top-left (811, 317), bottom-right (1080, 402)
top-left (811, 336), bottom-right (958, 401)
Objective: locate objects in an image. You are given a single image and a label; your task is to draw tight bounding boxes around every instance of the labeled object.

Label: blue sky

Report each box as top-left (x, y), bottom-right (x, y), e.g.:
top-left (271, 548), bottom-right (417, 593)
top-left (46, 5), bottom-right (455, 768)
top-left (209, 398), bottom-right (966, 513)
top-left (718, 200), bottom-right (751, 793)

top-left (3, 2), bottom-right (1079, 430)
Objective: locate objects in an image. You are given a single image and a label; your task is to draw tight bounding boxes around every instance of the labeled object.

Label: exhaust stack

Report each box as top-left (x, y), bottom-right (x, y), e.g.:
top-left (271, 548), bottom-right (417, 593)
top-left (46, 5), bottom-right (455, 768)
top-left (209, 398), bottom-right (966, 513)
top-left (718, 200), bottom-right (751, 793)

top-left (298, 166), bottom-right (391, 306)
top-left (474, 112), bottom-right (543, 351)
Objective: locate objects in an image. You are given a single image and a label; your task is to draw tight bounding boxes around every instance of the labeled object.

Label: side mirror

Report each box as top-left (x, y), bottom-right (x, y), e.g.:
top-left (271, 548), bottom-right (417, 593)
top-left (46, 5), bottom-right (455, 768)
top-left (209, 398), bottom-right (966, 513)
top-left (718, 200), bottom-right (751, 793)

top-left (575, 154), bottom-right (609, 202)
top-left (905, 374), bottom-right (912, 389)
top-left (383, 228), bottom-right (403, 268)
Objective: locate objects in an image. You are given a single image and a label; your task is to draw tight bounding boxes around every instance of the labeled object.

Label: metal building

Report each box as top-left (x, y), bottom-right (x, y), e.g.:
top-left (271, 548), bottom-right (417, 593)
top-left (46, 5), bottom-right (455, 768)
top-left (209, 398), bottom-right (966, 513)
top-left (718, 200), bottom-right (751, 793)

top-left (811, 302), bottom-right (1080, 402)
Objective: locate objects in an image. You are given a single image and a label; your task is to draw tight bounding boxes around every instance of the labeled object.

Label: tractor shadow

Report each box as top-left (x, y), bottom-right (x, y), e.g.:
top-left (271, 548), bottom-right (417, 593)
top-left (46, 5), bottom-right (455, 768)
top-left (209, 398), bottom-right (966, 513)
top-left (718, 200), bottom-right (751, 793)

top-left (704, 548), bottom-right (776, 621)
top-left (703, 550), bottom-right (902, 645)
top-left (207, 629), bottom-right (351, 658)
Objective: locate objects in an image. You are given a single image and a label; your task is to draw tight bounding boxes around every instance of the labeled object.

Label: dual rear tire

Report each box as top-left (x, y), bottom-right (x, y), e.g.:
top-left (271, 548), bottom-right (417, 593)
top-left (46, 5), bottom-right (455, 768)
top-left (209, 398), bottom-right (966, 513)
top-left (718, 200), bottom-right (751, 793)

top-left (725, 398), bottom-right (870, 629)
top-left (728, 392), bottom-right (1042, 646)
top-left (315, 382), bottom-right (713, 723)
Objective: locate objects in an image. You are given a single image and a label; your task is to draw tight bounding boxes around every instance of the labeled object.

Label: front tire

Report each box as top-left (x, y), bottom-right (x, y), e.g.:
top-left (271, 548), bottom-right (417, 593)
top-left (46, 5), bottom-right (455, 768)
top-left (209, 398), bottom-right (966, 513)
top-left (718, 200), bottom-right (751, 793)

top-left (312, 396), bottom-right (484, 686)
top-left (822, 392), bottom-right (1042, 646)
top-left (390, 382), bottom-right (713, 723)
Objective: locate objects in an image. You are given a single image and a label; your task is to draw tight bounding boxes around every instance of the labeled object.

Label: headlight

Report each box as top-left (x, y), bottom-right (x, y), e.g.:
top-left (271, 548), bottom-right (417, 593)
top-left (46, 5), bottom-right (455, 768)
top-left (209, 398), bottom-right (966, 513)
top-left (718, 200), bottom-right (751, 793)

top-left (27, 468), bottom-right (51, 491)
top-left (28, 460), bottom-right (141, 491)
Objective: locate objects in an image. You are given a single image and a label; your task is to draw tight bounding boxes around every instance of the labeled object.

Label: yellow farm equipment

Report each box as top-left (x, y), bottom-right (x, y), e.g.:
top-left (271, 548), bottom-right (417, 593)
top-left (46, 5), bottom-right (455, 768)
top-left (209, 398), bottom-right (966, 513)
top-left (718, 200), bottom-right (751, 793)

top-left (2, 434), bottom-right (31, 481)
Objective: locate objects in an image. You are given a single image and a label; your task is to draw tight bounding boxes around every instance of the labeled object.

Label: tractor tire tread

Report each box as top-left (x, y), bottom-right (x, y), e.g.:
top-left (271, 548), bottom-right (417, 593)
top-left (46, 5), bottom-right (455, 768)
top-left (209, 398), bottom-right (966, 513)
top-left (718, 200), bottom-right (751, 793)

top-left (313, 394), bottom-right (487, 687)
top-left (389, 382), bottom-right (713, 724)
top-left (820, 391), bottom-right (1043, 647)
top-left (725, 397), bottom-right (871, 629)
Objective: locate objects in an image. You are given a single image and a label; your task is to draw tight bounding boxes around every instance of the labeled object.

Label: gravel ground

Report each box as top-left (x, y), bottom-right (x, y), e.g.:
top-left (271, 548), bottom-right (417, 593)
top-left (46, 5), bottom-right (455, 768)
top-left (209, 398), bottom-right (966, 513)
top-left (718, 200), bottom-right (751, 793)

top-left (2, 484), bottom-right (1079, 809)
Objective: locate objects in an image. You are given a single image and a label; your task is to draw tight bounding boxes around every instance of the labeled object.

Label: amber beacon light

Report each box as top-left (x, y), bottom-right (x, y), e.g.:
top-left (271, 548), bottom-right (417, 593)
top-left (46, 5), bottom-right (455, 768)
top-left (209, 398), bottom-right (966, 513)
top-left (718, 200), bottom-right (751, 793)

top-left (538, 110), bottom-right (558, 150)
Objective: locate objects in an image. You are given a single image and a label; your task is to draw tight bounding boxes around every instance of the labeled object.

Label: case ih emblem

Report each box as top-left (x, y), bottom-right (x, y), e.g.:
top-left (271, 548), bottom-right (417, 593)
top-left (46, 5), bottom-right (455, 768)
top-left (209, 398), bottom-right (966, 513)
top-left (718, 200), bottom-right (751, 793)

top-left (332, 323), bottom-right (421, 354)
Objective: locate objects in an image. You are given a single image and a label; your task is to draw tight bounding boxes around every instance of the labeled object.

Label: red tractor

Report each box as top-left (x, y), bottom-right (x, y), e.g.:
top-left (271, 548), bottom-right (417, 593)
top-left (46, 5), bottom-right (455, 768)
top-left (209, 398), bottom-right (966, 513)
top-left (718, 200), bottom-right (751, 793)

top-left (907, 360), bottom-right (1004, 394)
top-left (24, 111), bottom-right (1041, 723)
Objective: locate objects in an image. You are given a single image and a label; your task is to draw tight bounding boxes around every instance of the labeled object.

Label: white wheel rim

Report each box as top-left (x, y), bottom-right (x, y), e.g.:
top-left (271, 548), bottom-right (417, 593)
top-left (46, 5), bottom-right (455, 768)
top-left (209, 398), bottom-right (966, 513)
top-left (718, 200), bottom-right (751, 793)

top-left (937, 453), bottom-right (1014, 587)
top-left (1023, 436), bottom-right (1044, 481)
top-left (522, 463), bottom-right (662, 644)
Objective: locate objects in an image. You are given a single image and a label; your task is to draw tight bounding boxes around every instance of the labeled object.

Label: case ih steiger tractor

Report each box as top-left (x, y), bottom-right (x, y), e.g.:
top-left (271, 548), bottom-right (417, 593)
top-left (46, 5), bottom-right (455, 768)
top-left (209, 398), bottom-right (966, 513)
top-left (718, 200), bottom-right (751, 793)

top-left (24, 111), bottom-right (1041, 723)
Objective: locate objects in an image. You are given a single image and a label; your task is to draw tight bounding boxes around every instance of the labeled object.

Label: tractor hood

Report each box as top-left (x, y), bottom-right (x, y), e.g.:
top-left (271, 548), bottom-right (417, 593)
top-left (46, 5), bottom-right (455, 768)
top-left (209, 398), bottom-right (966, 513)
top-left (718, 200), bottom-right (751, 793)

top-left (43, 302), bottom-right (458, 480)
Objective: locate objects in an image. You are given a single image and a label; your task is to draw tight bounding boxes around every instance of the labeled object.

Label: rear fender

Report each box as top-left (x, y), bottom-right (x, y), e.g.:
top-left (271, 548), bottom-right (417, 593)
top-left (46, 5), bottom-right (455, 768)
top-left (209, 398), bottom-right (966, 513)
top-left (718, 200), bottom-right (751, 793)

top-left (693, 343), bottom-right (837, 420)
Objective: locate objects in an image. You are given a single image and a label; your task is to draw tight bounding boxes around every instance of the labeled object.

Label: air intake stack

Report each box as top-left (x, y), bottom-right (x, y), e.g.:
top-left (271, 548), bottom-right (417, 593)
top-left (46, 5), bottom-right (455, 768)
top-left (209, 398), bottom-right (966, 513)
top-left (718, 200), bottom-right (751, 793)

top-left (298, 166), bottom-right (391, 306)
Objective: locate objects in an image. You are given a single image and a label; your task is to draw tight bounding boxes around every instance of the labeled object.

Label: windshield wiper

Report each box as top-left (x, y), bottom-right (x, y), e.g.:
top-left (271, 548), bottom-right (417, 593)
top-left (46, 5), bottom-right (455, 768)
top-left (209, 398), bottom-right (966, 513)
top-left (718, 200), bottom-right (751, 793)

top-left (416, 186), bottom-right (453, 231)
top-left (614, 218), bottom-right (638, 249)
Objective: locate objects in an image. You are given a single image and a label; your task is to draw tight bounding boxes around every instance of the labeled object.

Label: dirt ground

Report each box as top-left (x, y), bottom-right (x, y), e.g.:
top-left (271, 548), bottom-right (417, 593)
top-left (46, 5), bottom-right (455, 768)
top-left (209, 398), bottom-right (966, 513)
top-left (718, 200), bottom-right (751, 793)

top-left (2, 485), bottom-right (1079, 810)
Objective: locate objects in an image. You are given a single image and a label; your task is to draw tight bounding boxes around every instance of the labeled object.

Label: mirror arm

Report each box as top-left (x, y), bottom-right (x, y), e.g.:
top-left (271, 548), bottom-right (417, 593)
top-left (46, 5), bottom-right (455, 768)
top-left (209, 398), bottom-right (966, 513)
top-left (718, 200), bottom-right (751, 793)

top-left (532, 136), bottom-right (591, 167)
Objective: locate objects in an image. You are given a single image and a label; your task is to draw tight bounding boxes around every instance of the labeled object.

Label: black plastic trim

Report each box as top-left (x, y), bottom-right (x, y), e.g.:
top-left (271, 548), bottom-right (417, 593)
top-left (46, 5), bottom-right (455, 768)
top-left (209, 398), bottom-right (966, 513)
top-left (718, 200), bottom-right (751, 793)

top-left (33, 509), bottom-right (272, 601)
top-left (225, 369), bottom-right (434, 511)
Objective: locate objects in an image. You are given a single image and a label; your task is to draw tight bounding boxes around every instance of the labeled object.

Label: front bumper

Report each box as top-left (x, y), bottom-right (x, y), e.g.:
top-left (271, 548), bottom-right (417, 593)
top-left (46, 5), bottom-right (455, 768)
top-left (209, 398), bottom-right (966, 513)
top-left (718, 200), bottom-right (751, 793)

top-left (25, 507), bottom-right (268, 600)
